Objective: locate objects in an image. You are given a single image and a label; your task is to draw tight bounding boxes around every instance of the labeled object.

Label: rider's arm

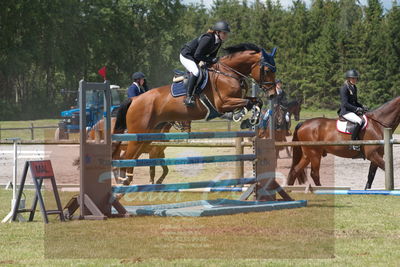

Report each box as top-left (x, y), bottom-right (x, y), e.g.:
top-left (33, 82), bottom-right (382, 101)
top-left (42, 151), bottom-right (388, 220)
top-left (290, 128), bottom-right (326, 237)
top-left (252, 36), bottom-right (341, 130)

top-left (194, 35), bottom-right (216, 63)
top-left (339, 85), bottom-right (359, 112)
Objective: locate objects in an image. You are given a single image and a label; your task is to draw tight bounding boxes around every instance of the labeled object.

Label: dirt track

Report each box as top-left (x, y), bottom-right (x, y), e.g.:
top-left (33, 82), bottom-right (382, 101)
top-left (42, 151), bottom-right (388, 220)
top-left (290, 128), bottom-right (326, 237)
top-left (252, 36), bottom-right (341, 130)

top-left (1, 135), bottom-right (399, 190)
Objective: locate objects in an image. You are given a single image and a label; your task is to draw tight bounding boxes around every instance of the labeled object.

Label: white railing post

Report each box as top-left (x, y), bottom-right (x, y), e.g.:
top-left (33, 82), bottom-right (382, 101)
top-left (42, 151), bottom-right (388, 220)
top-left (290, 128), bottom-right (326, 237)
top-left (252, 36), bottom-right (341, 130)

top-left (384, 128), bottom-right (394, 190)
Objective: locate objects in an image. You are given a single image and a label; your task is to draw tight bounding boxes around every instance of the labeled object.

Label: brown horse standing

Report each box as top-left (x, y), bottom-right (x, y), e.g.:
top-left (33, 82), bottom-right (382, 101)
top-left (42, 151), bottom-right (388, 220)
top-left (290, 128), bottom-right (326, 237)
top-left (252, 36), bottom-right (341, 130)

top-left (288, 96), bottom-right (400, 188)
top-left (114, 43), bottom-right (278, 184)
top-left (258, 105), bottom-right (291, 158)
top-left (287, 99), bottom-right (301, 131)
top-left (89, 117), bottom-right (191, 184)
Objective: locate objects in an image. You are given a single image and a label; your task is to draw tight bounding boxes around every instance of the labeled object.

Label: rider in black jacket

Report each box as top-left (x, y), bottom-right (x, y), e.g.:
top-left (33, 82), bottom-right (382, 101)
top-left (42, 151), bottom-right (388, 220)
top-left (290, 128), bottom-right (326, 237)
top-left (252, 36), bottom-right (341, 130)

top-left (180, 21), bottom-right (231, 106)
top-left (338, 69), bottom-right (368, 151)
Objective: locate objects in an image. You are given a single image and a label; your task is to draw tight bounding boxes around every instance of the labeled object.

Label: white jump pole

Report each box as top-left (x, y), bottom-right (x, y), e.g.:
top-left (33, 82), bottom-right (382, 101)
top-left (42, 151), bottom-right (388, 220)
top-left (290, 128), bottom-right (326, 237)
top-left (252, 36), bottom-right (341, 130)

top-left (2, 138), bottom-right (25, 223)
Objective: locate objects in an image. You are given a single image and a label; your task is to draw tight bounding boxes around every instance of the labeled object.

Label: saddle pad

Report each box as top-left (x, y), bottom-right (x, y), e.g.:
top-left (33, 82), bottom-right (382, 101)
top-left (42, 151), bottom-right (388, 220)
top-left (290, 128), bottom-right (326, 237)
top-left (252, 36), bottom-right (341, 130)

top-left (170, 70), bottom-right (208, 97)
top-left (336, 115), bottom-right (368, 134)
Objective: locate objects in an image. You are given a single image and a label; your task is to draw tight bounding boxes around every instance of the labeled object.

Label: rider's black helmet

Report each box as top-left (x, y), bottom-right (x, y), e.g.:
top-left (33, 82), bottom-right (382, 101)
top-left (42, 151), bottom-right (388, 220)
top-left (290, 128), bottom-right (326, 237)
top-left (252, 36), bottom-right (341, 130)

top-left (345, 69), bottom-right (360, 79)
top-left (276, 79), bottom-right (282, 84)
top-left (132, 72), bottom-right (145, 80)
top-left (212, 21), bottom-right (231, 33)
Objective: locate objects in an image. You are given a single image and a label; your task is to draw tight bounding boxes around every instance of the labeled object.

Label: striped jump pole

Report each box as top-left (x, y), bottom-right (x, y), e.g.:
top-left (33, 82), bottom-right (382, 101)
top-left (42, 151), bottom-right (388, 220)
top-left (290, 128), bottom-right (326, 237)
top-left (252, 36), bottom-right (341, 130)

top-left (112, 154), bottom-right (256, 167)
top-left (112, 131), bottom-right (255, 141)
top-left (315, 190), bottom-right (400, 196)
top-left (113, 178), bottom-right (257, 193)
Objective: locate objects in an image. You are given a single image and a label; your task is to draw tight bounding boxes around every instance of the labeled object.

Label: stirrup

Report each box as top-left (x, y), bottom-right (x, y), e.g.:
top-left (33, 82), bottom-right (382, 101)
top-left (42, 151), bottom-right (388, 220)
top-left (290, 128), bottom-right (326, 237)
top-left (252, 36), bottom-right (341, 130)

top-left (184, 96), bottom-right (195, 106)
top-left (350, 145), bottom-right (360, 151)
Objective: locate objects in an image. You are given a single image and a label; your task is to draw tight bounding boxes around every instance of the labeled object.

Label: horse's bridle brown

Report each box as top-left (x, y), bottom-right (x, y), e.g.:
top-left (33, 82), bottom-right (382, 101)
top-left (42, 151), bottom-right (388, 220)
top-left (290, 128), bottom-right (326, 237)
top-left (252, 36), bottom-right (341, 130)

top-left (210, 54), bottom-right (276, 93)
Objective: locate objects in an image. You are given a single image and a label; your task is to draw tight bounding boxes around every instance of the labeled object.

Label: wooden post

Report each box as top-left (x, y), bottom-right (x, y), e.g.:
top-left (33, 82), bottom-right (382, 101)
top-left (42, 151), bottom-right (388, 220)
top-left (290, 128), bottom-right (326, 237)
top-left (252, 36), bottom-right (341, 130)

top-left (384, 128), bottom-right (394, 190)
top-left (235, 137), bottom-right (244, 178)
top-left (30, 123), bottom-right (34, 140)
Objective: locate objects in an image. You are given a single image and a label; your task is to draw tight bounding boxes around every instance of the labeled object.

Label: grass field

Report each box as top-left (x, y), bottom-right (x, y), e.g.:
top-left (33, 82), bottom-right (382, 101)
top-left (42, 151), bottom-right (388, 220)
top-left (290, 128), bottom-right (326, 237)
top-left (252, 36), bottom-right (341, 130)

top-left (0, 189), bottom-right (399, 266)
top-left (0, 109), bottom-right (398, 140)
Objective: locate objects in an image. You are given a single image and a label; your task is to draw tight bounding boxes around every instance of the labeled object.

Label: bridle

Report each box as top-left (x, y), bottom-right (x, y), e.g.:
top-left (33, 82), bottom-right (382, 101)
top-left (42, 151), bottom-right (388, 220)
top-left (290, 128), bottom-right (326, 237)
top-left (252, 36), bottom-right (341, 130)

top-left (208, 51), bottom-right (276, 92)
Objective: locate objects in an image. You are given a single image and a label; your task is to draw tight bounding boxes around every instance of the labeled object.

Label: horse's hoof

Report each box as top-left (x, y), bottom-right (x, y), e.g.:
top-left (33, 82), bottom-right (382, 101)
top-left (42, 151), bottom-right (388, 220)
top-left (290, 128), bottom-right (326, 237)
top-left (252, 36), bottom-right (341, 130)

top-left (117, 177), bottom-right (132, 186)
top-left (233, 107), bottom-right (248, 122)
top-left (115, 193), bottom-right (125, 201)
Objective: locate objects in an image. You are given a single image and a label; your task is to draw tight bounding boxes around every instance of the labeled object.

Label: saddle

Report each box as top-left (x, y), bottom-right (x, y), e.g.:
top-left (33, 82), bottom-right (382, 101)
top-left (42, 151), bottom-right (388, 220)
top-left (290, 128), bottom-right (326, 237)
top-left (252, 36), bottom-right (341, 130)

top-left (336, 115), bottom-right (368, 134)
top-left (170, 68), bottom-right (208, 97)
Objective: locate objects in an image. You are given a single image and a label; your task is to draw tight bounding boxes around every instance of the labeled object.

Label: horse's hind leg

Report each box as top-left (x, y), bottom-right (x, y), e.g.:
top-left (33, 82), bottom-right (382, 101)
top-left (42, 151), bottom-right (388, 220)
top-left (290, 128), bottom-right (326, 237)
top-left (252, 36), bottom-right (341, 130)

top-left (156, 166), bottom-right (169, 184)
top-left (150, 146), bottom-right (169, 184)
top-left (287, 156), bottom-right (310, 185)
top-left (365, 163), bottom-right (378, 190)
top-left (119, 141), bottom-right (146, 186)
top-left (309, 153), bottom-right (322, 186)
top-left (149, 166), bottom-right (156, 184)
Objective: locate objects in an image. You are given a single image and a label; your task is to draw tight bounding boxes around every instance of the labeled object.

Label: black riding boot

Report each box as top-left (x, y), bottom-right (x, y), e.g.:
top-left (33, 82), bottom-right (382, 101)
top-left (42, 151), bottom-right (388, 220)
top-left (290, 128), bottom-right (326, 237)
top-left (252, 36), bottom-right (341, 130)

top-left (183, 73), bottom-right (197, 107)
top-left (350, 123), bottom-right (362, 151)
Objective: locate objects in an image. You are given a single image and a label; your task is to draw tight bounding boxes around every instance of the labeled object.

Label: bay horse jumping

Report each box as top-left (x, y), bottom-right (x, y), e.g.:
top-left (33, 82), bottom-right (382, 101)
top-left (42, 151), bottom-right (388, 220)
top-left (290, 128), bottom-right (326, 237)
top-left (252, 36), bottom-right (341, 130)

top-left (89, 117), bottom-right (191, 184)
top-left (287, 96), bottom-right (400, 189)
top-left (114, 43), bottom-right (278, 185)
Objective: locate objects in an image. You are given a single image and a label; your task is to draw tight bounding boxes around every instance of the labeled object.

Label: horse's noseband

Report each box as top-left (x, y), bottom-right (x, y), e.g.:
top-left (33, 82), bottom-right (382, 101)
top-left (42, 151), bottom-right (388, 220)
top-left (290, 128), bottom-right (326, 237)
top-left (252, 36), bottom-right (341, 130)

top-left (259, 48), bottom-right (277, 92)
top-left (258, 63), bottom-right (276, 91)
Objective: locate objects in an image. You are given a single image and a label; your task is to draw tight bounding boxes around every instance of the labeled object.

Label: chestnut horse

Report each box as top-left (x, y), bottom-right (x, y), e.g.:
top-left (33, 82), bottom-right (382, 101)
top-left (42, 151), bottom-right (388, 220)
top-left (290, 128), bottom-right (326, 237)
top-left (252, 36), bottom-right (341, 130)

top-left (89, 117), bottom-right (191, 184)
top-left (114, 43), bottom-right (278, 184)
top-left (288, 96), bottom-right (400, 188)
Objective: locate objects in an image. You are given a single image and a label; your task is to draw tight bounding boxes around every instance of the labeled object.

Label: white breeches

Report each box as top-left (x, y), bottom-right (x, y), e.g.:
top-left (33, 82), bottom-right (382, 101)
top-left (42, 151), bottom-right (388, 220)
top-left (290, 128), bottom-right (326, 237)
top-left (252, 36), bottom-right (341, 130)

top-left (180, 54), bottom-right (199, 77)
top-left (285, 112), bottom-right (290, 122)
top-left (343, 112), bottom-right (362, 125)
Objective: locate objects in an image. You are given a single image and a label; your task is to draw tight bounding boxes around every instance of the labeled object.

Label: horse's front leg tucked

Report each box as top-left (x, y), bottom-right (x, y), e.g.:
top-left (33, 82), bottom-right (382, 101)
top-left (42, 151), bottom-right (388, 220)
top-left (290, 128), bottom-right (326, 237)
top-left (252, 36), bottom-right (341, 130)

top-left (220, 97), bottom-right (261, 122)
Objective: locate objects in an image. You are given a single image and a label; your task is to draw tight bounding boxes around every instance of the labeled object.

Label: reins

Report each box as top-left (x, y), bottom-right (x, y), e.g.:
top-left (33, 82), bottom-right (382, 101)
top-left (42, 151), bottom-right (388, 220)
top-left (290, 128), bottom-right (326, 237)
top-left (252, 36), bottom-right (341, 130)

top-left (366, 114), bottom-right (394, 129)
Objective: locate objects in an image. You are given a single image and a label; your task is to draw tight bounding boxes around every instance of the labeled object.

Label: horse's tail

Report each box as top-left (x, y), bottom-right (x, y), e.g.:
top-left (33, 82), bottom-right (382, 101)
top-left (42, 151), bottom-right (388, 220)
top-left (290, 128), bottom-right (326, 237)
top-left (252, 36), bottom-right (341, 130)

top-left (114, 99), bottom-right (132, 133)
top-left (287, 122), bottom-right (307, 185)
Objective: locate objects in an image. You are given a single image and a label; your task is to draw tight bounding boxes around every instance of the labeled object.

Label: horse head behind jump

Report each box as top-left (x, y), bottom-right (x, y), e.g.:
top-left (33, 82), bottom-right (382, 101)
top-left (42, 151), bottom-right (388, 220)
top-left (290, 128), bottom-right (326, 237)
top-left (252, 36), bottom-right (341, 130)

top-left (287, 100), bottom-right (301, 121)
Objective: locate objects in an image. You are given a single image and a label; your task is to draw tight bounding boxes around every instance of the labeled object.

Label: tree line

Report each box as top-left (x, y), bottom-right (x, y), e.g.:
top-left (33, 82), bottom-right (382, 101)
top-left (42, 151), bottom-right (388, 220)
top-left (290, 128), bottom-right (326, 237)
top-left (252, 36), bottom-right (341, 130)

top-left (1, 0), bottom-right (399, 120)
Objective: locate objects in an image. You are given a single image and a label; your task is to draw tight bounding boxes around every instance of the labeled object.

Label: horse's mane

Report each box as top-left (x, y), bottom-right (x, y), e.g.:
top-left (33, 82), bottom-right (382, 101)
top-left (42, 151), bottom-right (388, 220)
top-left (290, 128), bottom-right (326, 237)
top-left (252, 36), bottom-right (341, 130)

top-left (368, 96), bottom-right (400, 114)
top-left (366, 96), bottom-right (400, 128)
top-left (223, 43), bottom-right (261, 55)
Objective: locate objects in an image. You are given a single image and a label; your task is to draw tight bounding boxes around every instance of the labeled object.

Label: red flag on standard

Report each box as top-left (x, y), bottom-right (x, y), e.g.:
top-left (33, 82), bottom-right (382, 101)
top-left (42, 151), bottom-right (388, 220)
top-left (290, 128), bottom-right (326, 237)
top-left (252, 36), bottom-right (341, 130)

top-left (98, 66), bottom-right (106, 80)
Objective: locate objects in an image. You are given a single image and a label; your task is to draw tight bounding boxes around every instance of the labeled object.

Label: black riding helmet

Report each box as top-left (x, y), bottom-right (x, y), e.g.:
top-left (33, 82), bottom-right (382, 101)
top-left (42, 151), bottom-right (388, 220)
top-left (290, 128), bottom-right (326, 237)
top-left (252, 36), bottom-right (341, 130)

top-left (212, 21), bottom-right (231, 33)
top-left (132, 72), bottom-right (145, 80)
top-left (345, 69), bottom-right (360, 79)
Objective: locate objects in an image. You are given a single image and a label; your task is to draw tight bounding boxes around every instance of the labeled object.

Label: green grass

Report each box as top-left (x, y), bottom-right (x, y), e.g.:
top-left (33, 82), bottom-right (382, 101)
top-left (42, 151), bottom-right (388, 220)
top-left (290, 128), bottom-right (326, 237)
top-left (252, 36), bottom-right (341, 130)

top-left (0, 119), bottom-right (59, 140)
top-left (0, 189), bottom-right (399, 266)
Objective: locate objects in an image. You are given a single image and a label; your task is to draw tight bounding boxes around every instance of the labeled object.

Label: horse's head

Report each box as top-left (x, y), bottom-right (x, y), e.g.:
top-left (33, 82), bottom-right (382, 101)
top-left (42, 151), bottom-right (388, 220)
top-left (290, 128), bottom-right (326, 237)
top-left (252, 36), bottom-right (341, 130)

top-left (250, 48), bottom-right (277, 99)
top-left (220, 43), bottom-right (277, 98)
top-left (288, 100), bottom-right (301, 121)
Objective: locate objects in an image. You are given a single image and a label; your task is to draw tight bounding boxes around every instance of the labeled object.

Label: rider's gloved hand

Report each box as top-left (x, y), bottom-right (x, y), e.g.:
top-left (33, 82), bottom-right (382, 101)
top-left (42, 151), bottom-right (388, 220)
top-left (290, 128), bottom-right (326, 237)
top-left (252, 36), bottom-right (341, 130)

top-left (211, 57), bottom-right (219, 64)
top-left (355, 107), bottom-right (364, 115)
top-left (205, 57), bottom-right (219, 68)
